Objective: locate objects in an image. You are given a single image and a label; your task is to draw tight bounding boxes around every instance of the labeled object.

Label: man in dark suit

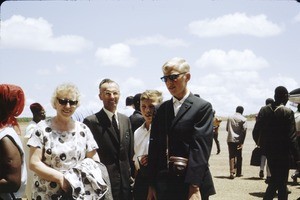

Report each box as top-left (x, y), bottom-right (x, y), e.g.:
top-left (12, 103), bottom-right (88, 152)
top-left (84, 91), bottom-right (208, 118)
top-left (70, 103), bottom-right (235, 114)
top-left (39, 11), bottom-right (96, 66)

top-left (83, 78), bottom-right (134, 200)
top-left (147, 57), bottom-right (216, 200)
top-left (253, 86), bottom-right (300, 200)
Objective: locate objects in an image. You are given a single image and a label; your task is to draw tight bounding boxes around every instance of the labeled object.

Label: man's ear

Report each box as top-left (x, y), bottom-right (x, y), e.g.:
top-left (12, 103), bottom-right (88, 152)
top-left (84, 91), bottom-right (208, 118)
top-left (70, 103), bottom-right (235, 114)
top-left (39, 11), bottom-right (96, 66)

top-left (99, 93), bottom-right (102, 100)
top-left (186, 72), bottom-right (191, 81)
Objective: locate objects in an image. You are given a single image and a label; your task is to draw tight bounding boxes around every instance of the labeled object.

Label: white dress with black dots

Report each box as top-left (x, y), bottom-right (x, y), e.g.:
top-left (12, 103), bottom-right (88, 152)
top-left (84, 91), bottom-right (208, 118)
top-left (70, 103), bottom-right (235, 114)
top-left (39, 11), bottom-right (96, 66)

top-left (27, 118), bottom-right (107, 200)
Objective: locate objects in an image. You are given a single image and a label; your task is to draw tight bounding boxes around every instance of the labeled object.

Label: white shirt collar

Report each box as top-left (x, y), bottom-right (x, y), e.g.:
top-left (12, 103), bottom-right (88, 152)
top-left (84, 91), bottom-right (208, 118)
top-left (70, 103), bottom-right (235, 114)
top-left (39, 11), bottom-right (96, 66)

top-left (173, 90), bottom-right (190, 104)
top-left (103, 107), bottom-right (118, 121)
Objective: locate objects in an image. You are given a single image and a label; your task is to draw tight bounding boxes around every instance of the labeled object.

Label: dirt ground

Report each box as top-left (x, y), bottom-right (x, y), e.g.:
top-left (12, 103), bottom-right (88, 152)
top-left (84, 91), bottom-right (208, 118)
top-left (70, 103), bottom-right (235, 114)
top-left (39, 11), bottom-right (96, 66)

top-left (209, 120), bottom-right (300, 200)
top-left (19, 120), bottom-right (299, 200)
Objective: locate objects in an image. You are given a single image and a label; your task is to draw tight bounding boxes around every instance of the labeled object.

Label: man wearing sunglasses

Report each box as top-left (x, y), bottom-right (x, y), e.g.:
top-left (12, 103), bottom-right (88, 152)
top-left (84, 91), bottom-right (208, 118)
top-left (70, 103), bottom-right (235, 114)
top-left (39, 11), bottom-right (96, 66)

top-left (83, 78), bottom-right (134, 200)
top-left (147, 57), bottom-right (216, 200)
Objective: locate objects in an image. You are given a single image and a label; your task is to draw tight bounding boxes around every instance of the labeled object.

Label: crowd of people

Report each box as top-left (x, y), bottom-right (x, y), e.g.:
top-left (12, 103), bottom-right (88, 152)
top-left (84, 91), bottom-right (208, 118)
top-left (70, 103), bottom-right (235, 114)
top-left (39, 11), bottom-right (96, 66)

top-left (1, 57), bottom-right (300, 200)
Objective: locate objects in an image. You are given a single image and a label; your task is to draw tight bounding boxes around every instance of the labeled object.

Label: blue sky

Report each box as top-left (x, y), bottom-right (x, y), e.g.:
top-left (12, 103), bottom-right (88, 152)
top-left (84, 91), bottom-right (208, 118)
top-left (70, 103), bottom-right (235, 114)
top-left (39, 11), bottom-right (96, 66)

top-left (1, 0), bottom-right (300, 118)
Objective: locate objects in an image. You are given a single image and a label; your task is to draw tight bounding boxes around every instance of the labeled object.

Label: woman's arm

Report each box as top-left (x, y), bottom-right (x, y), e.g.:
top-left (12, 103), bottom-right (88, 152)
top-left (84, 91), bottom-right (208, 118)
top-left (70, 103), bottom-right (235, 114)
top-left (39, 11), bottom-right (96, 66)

top-left (29, 147), bottom-right (68, 190)
top-left (0, 136), bottom-right (22, 193)
top-left (86, 149), bottom-right (100, 162)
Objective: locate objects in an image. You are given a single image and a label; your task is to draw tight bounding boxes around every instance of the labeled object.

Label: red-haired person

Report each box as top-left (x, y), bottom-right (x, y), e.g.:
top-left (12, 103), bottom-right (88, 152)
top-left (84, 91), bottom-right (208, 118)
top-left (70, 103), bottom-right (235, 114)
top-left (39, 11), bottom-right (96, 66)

top-left (0, 84), bottom-right (27, 200)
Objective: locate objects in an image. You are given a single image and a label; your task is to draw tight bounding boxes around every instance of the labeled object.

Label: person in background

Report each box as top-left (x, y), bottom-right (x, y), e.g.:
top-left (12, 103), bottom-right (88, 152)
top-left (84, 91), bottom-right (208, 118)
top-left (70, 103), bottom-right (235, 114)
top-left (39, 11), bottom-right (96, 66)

top-left (24, 102), bottom-right (46, 200)
top-left (0, 84), bottom-right (27, 200)
top-left (226, 106), bottom-right (247, 179)
top-left (147, 57), bottom-right (215, 200)
top-left (291, 103), bottom-right (300, 184)
top-left (27, 83), bottom-right (109, 200)
top-left (83, 78), bottom-right (134, 200)
top-left (253, 86), bottom-right (300, 200)
top-left (25, 103), bottom-right (46, 139)
top-left (129, 93), bottom-right (145, 133)
top-left (132, 90), bottom-right (163, 200)
top-left (213, 110), bottom-right (222, 155)
top-left (123, 95), bottom-right (135, 117)
top-left (253, 98), bottom-right (274, 182)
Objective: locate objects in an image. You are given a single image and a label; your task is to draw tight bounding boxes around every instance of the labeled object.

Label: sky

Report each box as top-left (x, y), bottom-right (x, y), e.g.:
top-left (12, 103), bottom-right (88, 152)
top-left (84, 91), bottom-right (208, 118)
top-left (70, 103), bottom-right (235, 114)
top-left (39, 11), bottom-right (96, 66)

top-left (0, 0), bottom-right (300, 118)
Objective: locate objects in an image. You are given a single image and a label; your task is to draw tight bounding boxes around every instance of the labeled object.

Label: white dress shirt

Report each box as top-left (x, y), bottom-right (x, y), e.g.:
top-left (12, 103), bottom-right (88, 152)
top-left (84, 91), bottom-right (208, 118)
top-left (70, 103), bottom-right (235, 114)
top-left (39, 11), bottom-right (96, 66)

top-left (133, 123), bottom-right (151, 170)
top-left (173, 91), bottom-right (190, 116)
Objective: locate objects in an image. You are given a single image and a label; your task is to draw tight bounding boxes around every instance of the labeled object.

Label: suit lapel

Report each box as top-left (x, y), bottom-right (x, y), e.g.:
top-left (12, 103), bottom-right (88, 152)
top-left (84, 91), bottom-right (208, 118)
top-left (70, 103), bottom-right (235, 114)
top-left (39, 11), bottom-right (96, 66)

top-left (97, 109), bottom-right (120, 144)
top-left (117, 113), bottom-right (124, 143)
top-left (170, 94), bottom-right (193, 129)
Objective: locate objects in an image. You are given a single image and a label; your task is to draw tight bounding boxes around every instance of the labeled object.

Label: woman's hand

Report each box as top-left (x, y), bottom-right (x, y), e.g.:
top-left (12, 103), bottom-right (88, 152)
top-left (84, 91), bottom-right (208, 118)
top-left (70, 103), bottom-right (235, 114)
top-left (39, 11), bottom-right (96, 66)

top-left (59, 176), bottom-right (71, 192)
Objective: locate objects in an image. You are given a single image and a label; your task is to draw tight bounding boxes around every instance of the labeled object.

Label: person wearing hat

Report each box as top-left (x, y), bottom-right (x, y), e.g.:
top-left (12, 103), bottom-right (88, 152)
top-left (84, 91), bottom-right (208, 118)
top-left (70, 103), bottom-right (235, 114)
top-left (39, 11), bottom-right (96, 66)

top-left (0, 84), bottom-right (27, 200)
top-left (24, 103), bottom-right (46, 139)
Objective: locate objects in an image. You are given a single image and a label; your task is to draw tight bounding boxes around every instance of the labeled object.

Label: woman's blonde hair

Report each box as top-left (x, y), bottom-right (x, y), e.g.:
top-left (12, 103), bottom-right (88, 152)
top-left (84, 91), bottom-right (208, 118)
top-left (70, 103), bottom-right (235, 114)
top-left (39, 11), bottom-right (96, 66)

top-left (51, 83), bottom-right (81, 108)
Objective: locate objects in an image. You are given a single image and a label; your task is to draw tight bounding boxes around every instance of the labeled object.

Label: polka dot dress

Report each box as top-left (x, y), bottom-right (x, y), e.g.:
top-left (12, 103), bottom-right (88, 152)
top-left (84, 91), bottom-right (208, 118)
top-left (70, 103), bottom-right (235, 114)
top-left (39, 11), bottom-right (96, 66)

top-left (27, 119), bottom-right (106, 200)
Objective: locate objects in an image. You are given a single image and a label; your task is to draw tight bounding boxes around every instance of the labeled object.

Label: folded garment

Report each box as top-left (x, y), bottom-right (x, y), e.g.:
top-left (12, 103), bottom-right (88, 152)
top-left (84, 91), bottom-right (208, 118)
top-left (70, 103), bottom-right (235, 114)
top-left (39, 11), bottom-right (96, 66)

top-left (64, 158), bottom-right (108, 200)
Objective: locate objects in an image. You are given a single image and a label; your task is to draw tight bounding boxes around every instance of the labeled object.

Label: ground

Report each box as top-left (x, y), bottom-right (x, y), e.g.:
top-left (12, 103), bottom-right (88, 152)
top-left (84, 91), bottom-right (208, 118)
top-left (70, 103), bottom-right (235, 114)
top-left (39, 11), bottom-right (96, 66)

top-left (19, 120), bottom-right (300, 200)
top-left (209, 120), bottom-right (300, 200)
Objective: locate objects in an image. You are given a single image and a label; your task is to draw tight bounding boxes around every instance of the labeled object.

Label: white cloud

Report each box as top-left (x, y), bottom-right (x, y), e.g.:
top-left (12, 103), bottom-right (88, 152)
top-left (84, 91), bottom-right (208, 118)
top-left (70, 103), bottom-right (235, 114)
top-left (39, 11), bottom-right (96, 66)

top-left (95, 43), bottom-right (137, 67)
top-left (188, 12), bottom-right (283, 37)
top-left (119, 77), bottom-right (146, 96)
top-left (294, 12), bottom-right (300, 22)
top-left (0, 15), bottom-right (92, 53)
top-left (36, 64), bottom-right (66, 76)
top-left (126, 34), bottom-right (188, 48)
top-left (55, 65), bottom-right (66, 74)
top-left (195, 49), bottom-right (269, 71)
top-left (189, 70), bottom-right (299, 116)
top-left (37, 68), bottom-right (51, 76)
top-left (268, 75), bottom-right (298, 90)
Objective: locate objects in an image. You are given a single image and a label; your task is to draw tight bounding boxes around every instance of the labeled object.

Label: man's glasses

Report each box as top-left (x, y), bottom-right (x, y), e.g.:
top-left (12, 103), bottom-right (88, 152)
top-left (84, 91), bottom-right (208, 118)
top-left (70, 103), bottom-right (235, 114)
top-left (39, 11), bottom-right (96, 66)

top-left (57, 98), bottom-right (78, 106)
top-left (160, 72), bottom-right (186, 82)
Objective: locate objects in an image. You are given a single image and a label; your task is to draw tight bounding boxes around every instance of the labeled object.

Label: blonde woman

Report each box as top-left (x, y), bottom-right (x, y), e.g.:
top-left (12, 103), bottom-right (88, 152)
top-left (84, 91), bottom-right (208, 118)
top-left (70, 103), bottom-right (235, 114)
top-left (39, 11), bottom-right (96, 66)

top-left (28, 83), bottom-right (110, 200)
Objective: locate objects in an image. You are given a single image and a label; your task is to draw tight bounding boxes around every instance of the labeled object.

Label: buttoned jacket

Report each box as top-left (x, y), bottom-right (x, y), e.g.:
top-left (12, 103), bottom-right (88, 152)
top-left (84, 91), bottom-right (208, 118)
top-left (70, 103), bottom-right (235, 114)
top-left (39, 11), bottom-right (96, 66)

top-left (83, 109), bottom-right (134, 200)
top-left (148, 93), bottom-right (214, 191)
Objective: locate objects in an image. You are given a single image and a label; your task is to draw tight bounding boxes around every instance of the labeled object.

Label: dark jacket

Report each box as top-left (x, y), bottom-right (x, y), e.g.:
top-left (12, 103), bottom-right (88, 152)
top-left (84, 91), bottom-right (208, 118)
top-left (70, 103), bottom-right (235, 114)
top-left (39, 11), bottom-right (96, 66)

top-left (129, 110), bottom-right (145, 133)
top-left (148, 93), bottom-right (215, 198)
top-left (83, 109), bottom-right (134, 200)
top-left (253, 104), bottom-right (300, 161)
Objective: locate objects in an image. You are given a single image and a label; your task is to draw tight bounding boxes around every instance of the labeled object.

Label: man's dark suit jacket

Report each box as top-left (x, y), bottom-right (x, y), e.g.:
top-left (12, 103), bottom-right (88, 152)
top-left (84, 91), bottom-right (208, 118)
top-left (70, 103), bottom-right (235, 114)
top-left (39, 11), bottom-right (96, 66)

top-left (148, 93), bottom-right (215, 198)
top-left (253, 104), bottom-right (300, 161)
top-left (129, 110), bottom-right (145, 133)
top-left (83, 109), bottom-right (134, 200)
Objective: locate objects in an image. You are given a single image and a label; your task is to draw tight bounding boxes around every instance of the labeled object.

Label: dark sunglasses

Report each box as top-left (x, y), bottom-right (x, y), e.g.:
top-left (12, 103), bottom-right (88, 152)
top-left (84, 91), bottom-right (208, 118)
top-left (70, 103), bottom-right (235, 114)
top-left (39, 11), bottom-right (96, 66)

top-left (160, 72), bottom-right (186, 82)
top-left (57, 98), bottom-right (78, 106)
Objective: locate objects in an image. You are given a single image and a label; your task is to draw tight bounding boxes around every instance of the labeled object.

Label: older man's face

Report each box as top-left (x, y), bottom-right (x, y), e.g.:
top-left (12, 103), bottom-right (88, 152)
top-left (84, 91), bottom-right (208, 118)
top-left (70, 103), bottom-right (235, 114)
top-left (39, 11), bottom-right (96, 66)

top-left (99, 82), bottom-right (120, 112)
